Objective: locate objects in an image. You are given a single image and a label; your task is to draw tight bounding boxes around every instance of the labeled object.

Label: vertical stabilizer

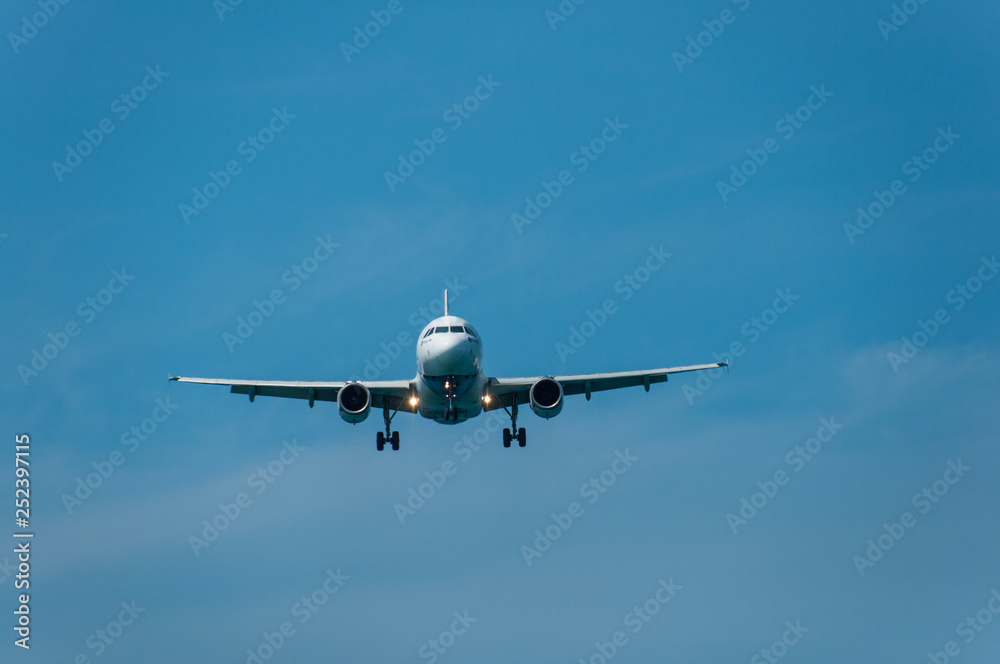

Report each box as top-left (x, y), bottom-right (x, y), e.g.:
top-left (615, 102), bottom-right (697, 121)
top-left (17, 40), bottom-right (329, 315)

top-left (444, 289), bottom-right (449, 316)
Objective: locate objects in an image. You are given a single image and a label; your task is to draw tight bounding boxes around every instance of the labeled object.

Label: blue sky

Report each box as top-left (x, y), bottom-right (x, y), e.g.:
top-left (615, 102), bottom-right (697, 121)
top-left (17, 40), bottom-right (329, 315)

top-left (3, 0), bottom-right (999, 661)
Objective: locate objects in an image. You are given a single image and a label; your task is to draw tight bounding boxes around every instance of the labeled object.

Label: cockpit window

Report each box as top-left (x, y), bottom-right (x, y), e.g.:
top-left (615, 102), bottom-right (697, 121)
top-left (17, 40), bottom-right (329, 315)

top-left (464, 326), bottom-right (478, 338)
top-left (450, 325), bottom-right (463, 333)
top-left (434, 326), bottom-right (448, 333)
top-left (423, 329), bottom-right (433, 338)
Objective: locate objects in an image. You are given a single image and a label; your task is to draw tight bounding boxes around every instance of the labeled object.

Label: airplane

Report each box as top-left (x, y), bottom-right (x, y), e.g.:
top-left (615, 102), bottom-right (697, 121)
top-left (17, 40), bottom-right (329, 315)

top-left (170, 291), bottom-right (726, 451)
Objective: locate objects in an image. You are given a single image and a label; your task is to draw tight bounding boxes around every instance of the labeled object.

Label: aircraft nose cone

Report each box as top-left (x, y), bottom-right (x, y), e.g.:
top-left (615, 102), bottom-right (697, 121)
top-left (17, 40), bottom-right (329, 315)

top-left (439, 343), bottom-right (470, 367)
top-left (425, 336), bottom-right (477, 376)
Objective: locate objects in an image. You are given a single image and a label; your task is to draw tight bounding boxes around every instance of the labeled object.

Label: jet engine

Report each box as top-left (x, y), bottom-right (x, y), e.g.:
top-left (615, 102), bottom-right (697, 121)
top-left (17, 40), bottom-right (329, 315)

top-left (337, 383), bottom-right (371, 423)
top-left (529, 377), bottom-right (563, 418)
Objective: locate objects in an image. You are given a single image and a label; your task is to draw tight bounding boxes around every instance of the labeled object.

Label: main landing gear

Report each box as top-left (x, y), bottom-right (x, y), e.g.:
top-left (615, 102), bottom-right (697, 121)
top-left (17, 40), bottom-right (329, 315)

top-left (377, 404), bottom-right (400, 451)
top-left (502, 401), bottom-right (526, 448)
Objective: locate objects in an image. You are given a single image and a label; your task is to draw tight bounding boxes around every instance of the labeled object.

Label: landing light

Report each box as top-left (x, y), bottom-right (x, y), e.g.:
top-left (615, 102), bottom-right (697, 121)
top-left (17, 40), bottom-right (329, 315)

top-left (483, 395), bottom-right (491, 404)
top-left (409, 397), bottom-right (418, 406)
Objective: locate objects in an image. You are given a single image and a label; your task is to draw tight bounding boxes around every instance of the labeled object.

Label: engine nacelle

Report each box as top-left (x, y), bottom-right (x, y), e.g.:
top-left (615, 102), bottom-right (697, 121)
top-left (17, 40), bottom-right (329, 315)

top-left (337, 383), bottom-right (371, 423)
top-left (529, 377), bottom-right (564, 419)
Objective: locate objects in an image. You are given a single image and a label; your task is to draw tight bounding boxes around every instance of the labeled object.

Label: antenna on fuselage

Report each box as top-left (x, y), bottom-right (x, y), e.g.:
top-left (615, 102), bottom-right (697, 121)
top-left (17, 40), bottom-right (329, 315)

top-left (443, 289), bottom-right (449, 316)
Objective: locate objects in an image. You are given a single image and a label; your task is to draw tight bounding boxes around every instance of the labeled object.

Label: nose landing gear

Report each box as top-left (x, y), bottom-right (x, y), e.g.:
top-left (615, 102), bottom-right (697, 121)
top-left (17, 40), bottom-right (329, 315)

top-left (444, 377), bottom-right (457, 422)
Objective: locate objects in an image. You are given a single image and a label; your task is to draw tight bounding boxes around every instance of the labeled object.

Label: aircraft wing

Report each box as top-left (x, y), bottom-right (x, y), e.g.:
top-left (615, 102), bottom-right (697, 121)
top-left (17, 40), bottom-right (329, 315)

top-left (482, 362), bottom-right (726, 410)
top-left (168, 376), bottom-right (417, 412)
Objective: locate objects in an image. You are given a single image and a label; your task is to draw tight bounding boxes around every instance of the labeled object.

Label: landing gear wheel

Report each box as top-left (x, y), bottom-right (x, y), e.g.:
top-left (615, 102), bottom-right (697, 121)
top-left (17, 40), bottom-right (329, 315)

top-left (380, 404), bottom-right (400, 452)
top-left (502, 401), bottom-right (525, 449)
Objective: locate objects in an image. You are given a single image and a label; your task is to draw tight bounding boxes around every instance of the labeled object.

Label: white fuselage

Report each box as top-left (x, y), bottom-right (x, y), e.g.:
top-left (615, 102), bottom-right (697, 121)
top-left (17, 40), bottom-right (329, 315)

top-left (414, 315), bottom-right (485, 424)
